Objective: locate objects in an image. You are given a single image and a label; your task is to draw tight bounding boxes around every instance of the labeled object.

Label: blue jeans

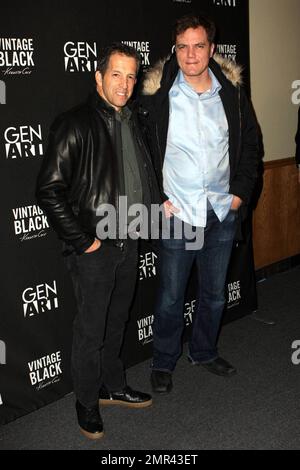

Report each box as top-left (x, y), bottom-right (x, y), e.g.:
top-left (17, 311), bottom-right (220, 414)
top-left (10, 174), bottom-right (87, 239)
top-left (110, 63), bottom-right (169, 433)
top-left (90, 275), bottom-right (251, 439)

top-left (152, 209), bottom-right (237, 372)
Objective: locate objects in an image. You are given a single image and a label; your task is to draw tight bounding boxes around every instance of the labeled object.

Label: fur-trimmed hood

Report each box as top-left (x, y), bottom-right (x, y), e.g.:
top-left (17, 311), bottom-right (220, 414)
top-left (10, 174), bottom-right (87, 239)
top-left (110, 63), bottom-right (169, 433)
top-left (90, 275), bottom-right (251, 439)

top-left (142, 53), bottom-right (243, 96)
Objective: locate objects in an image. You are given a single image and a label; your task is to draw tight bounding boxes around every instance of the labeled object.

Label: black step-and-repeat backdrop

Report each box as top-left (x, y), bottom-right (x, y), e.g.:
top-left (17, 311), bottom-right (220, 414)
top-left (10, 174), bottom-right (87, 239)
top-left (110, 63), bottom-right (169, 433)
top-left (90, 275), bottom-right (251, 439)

top-left (0, 0), bottom-right (256, 425)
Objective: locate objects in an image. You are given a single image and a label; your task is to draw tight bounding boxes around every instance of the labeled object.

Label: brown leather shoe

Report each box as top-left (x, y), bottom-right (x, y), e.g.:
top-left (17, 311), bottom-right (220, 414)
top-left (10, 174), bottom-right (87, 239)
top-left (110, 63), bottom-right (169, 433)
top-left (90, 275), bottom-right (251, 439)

top-left (99, 385), bottom-right (152, 408)
top-left (76, 400), bottom-right (104, 440)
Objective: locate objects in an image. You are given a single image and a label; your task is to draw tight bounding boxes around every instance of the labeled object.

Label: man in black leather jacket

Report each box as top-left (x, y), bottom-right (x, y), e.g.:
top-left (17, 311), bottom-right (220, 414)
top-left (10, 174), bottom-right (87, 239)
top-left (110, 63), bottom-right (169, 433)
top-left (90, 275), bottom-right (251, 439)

top-left (36, 43), bottom-right (160, 440)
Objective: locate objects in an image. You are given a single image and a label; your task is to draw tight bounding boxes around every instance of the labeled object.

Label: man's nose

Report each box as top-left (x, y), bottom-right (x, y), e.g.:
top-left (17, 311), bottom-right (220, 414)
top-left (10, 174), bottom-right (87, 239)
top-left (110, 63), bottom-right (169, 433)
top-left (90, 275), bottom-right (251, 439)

top-left (187, 46), bottom-right (196, 58)
top-left (119, 77), bottom-right (128, 89)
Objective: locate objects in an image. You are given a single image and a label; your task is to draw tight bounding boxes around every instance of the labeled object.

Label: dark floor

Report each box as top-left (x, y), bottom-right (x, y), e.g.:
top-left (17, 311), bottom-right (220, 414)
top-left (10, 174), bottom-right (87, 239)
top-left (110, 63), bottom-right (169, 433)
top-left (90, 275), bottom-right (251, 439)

top-left (0, 267), bottom-right (299, 450)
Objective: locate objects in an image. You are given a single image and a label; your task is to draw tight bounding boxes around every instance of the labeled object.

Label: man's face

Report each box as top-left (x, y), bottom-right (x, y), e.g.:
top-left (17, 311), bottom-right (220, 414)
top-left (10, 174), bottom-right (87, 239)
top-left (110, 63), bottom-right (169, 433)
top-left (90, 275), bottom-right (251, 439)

top-left (175, 26), bottom-right (214, 80)
top-left (95, 52), bottom-right (137, 111)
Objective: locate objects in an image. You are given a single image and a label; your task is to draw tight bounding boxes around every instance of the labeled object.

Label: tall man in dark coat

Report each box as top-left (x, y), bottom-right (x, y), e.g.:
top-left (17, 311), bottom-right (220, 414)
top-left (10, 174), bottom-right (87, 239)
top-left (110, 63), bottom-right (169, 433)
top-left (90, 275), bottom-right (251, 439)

top-left (140, 14), bottom-right (259, 393)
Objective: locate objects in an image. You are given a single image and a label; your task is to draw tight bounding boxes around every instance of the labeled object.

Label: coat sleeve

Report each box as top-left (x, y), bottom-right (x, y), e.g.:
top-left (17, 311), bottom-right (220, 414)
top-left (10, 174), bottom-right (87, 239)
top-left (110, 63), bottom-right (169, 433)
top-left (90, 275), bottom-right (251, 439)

top-left (137, 97), bottom-right (169, 203)
top-left (229, 88), bottom-right (260, 205)
top-left (35, 115), bottom-right (94, 254)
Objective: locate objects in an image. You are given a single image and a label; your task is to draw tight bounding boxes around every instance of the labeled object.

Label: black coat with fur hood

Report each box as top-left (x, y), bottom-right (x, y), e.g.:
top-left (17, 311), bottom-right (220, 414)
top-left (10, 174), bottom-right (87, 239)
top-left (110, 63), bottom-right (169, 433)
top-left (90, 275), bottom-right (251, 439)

top-left (139, 53), bottom-right (259, 232)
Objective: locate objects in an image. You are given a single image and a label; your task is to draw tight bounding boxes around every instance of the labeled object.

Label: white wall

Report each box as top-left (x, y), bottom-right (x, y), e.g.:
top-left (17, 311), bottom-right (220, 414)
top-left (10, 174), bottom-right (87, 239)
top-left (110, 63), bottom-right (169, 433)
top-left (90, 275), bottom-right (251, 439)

top-left (249, 0), bottom-right (300, 161)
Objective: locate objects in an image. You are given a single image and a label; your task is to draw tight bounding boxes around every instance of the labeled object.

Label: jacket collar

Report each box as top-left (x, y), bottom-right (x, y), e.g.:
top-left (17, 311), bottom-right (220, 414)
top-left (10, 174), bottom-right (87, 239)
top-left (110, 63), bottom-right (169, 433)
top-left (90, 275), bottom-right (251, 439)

top-left (142, 53), bottom-right (243, 97)
top-left (88, 89), bottom-right (138, 118)
top-left (88, 89), bottom-right (116, 116)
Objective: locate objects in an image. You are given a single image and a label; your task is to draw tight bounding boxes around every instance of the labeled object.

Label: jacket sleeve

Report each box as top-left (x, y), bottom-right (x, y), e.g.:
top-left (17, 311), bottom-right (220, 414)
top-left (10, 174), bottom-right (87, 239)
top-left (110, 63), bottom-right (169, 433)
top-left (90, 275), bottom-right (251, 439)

top-left (36, 115), bottom-right (94, 254)
top-left (229, 88), bottom-right (260, 205)
top-left (137, 97), bottom-right (169, 203)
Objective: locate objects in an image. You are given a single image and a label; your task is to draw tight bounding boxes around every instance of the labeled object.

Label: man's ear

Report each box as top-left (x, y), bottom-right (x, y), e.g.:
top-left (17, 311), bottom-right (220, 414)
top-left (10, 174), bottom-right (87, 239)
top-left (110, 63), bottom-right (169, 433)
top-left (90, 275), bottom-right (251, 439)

top-left (210, 43), bottom-right (215, 58)
top-left (95, 70), bottom-right (102, 88)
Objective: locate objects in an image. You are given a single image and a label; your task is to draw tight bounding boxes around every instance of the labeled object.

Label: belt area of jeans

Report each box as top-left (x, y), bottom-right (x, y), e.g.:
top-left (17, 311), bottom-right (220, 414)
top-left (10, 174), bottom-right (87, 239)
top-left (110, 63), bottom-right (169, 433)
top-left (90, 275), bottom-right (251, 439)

top-left (103, 235), bottom-right (139, 251)
top-left (103, 239), bottom-right (125, 250)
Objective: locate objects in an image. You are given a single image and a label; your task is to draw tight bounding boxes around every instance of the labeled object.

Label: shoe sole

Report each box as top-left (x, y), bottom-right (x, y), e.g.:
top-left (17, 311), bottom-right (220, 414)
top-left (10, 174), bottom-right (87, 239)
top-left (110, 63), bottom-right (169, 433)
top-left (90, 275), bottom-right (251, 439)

top-left (151, 389), bottom-right (172, 394)
top-left (99, 398), bottom-right (153, 408)
top-left (79, 427), bottom-right (104, 440)
top-left (151, 385), bottom-right (172, 394)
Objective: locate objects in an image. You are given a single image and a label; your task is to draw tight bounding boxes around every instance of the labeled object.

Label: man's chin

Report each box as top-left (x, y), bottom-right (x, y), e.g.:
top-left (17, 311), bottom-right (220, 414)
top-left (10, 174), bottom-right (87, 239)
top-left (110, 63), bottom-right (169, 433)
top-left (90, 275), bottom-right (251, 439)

top-left (183, 65), bottom-right (208, 76)
top-left (184, 71), bottom-right (203, 77)
top-left (114, 97), bottom-right (129, 107)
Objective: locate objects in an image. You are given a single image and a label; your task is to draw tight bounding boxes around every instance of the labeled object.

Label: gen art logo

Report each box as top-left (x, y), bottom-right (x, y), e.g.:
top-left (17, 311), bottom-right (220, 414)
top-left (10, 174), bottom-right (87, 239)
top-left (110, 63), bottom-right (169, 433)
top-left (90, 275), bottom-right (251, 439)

top-left (22, 280), bottom-right (59, 318)
top-left (139, 251), bottom-right (157, 281)
top-left (64, 41), bottom-right (97, 72)
top-left (184, 299), bottom-right (196, 327)
top-left (4, 124), bottom-right (43, 159)
top-left (213, 0), bottom-right (236, 6)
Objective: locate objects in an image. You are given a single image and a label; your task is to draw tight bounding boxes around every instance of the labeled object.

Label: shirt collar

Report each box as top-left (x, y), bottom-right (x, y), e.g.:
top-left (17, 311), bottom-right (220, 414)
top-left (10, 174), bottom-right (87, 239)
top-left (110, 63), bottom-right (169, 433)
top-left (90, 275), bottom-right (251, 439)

top-left (175, 68), bottom-right (222, 98)
top-left (115, 106), bottom-right (132, 122)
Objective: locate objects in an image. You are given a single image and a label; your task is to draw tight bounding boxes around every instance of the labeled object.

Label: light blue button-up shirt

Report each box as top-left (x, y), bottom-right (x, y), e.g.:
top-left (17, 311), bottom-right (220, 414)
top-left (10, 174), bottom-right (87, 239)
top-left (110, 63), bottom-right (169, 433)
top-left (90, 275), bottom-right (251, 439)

top-left (163, 68), bottom-right (233, 227)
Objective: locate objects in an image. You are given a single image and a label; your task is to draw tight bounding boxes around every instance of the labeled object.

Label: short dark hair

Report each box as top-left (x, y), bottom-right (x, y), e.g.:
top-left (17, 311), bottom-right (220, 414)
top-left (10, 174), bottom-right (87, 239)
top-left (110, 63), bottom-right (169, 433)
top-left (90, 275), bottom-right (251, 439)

top-left (96, 42), bottom-right (141, 76)
top-left (173, 14), bottom-right (216, 44)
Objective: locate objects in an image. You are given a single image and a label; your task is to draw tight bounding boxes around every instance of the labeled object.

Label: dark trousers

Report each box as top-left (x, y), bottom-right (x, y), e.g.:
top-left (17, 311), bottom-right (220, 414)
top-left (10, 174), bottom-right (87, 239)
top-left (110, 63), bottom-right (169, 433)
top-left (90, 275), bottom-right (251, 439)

top-left (152, 210), bottom-right (237, 372)
top-left (65, 240), bottom-right (138, 407)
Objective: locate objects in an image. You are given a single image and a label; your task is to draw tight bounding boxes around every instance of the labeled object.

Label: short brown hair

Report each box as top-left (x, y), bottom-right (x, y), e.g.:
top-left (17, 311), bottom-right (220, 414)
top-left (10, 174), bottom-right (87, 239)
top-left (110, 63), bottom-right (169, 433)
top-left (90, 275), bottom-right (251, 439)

top-left (96, 42), bottom-right (141, 76)
top-left (173, 14), bottom-right (216, 44)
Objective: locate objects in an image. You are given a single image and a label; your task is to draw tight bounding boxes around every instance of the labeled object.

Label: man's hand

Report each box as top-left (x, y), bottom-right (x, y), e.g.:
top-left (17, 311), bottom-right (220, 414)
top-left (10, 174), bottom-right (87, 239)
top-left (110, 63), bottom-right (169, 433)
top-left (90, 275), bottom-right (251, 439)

top-left (84, 238), bottom-right (101, 253)
top-left (163, 200), bottom-right (180, 218)
top-left (230, 195), bottom-right (243, 211)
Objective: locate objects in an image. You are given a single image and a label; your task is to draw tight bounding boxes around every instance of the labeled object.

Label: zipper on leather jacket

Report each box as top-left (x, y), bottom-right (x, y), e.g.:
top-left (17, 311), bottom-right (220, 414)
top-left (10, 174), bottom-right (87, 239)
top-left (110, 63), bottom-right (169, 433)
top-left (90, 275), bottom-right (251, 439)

top-left (135, 125), bottom-right (154, 196)
top-left (107, 112), bottom-right (123, 249)
top-left (155, 123), bottom-right (163, 166)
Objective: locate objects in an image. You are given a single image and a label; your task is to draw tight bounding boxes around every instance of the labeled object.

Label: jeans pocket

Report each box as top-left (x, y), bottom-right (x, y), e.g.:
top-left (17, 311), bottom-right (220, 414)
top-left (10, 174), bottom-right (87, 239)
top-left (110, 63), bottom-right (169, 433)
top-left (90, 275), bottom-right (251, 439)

top-left (228, 209), bottom-right (238, 220)
top-left (78, 244), bottom-right (103, 259)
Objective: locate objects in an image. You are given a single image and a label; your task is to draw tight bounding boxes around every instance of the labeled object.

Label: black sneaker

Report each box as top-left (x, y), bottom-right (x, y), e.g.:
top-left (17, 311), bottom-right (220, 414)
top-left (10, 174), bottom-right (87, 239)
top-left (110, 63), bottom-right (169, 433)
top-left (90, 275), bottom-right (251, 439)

top-left (75, 400), bottom-right (104, 440)
top-left (99, 385), bottom-right (152, 408)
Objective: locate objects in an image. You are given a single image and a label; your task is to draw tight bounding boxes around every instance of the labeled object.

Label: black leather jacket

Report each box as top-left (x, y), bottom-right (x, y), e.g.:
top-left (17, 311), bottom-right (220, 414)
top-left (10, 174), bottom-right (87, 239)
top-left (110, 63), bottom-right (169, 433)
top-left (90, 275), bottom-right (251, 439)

top-left (36, 91), bottom-right (161, 254)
